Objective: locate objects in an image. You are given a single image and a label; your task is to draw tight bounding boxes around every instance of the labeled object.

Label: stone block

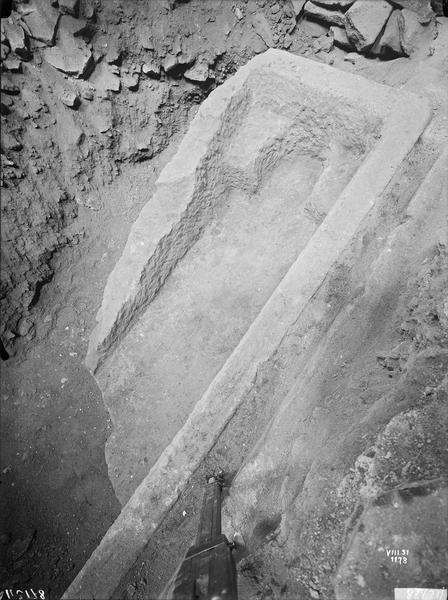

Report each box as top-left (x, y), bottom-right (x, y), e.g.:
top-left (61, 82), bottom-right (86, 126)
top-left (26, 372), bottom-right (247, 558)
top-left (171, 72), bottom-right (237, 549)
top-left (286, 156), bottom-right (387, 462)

top-left (89, 62), bottom-right (121, 93)
top-left (304, 1), bottom-right (346, 26)
top-left (122, 74), bottom-right (139, 91)
top-left (345, 0), bottom-right (393, 52)
top-left (399, 7), bottom-right (435, 55)
top-left (142, 61), bottom-right (160, 77)
top-left (3, 19), bottom-right (29, 59)
top-left (330, 25), bottom-right (353, 49)
top-left (58, 0), bottom-right (79, 17)
top-left (22, 1), bottom-right (60, 46)
top-left (373, 9), bottom-right (404, 56)
top-left (43, 15), bottom-right (93, 77)
top-left (389, 0), bottom-right (435, 22)
top-left (184, 61), bottom-right (211, 82)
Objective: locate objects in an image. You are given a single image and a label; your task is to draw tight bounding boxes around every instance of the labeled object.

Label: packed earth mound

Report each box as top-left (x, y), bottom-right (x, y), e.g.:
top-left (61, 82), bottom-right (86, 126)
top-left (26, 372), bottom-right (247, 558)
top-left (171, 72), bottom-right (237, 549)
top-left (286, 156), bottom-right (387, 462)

top-left (1, 1), bottom-right (447, 599)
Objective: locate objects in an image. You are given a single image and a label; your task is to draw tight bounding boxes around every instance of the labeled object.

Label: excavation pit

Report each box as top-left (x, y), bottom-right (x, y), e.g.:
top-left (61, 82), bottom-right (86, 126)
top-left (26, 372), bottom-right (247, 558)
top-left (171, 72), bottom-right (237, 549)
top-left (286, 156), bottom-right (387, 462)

top-left (71, 50), bottom-right (431, 600)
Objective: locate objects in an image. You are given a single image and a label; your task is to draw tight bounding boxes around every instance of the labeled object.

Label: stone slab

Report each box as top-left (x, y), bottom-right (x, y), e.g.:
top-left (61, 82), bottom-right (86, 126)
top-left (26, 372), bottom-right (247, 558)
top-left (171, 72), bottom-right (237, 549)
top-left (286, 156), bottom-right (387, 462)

top-left (399, 7), bottom-right (435, 55)
top-left (22, 0), bottom-right (60, 46)
top-left (303, 1), bottom-right (346, 26)
top-left (345, 0), bottom-right (393, 52)
top-left (331, 24), bottom-right (354, 49)
top-left (64, 50), bottom-right (431, 600)
top-left (390, 0), bottom-right (435, 22)
top-left (374, 9), bottom-right (404, 56)
top-left (43, 15), bottom-right (93, 77)
top-left (3, 19), bottom-right (29, 58)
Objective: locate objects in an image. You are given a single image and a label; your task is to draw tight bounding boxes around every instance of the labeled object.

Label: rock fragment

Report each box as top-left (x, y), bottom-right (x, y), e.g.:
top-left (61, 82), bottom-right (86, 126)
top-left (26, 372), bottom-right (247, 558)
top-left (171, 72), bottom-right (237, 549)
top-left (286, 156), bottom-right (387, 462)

top-left (1, 43), bottom-right (10, 60)
top-left (44, 44), bottom-right (93, 77)
top-left (122, 74), bottom-right (139, 91)
top-left (343, 51), bottom-right (360, 63)
top-left (184, 62), bottom-right (211, 83)
top-left (330, 25), bottom-right (354, 49)
top-left (57, 111), bottom-right (84, 147)
top-left (3, 20), bottom-right (30, 59)
top-left (303, 2), bottom-right (346, 26)
top-left (163, 53), bottom-right (178, 73)
top-left (89, 100), bottom-right (113, 133)
top-left (142, 61), bottom-right (160, 78)
top-left (21, 88), bottom-right (44, 113)
top-left (234, 6), bottom-right (244, 20)
top-left (291, 0), bottom-right (307, 18)
top-left (43, 15), bottom-right (93, 77)
top-left (163, 47), bottom-right (196, 74)
top-left (0, 97), bottom-right (12, 115)
top-left (105, 41), bottom-right (121, 65)
top-left (58, 0), bottom-right (80, 17)
top-left (82, 3), bottom-right (96, 20)
top-left (89, 62), bottom-right (121, 93)
top-left (81, 86), bottom-right (94, 100)
top-left (313, 32), bottom-right (334, 52)
top-left (374, 9), bottom-right (404, 56)
top-left (283, 34), bottom-right (293, 48)
top-left (3, 57), bottom-right (22, 71)
top-left (60, 90), bottom-right (80, 108)
top-left (60, 15), bottom-right (92, 39)
top-left (388, 0), bottom-right (434, 22)
top-left (399, 7), bottom-right (434, 55)
top-left (1, 76), bottom-right (20, 95)
top-left (16, 317), bottom-right (33, 337)
top-left (22, 3), bottom-right (60, 46)
top-left (1, 132), bottom-right (23, 152)
top-left (345, 0), bottom-right (393, 52)
top-left (250, 12), bottom-right (274, 47)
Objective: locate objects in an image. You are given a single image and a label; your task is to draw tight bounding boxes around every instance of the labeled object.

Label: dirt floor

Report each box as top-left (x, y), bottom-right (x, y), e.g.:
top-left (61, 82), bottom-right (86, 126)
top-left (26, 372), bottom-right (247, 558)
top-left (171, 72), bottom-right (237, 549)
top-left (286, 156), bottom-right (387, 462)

top-left (1, 0), bottom-right (447, 599)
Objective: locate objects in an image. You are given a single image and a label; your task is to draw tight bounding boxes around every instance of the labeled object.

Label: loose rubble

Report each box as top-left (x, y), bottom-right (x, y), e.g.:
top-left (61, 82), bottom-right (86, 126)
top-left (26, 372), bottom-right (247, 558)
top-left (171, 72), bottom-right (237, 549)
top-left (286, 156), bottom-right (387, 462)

top-left (300, 0), bottom-right (440, 57)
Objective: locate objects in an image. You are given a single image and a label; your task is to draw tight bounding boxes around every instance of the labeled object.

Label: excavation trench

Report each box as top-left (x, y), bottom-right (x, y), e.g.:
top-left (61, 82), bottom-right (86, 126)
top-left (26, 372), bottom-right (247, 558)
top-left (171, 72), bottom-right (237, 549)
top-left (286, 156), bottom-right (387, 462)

top-left (65, 51), bottom-right (432, 600)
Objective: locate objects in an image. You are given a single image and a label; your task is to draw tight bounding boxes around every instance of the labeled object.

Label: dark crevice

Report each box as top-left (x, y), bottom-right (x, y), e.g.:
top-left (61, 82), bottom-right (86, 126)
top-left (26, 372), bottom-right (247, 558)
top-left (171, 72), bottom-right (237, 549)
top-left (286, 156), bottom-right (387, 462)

top-left (29, 276), bottom-right (52, 308)
top-left (0, 339), bottom-right (10, 360)
top-left (1, 0), bottom-right (12, 18)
